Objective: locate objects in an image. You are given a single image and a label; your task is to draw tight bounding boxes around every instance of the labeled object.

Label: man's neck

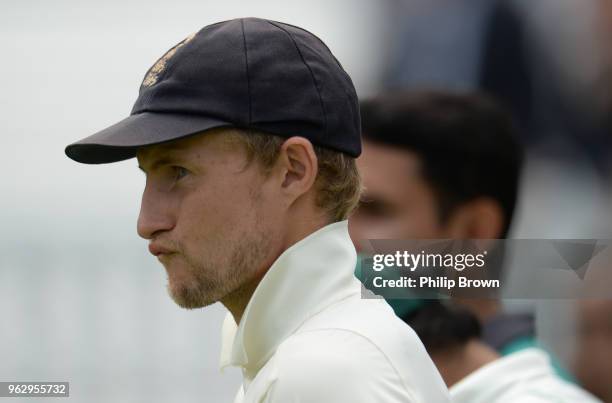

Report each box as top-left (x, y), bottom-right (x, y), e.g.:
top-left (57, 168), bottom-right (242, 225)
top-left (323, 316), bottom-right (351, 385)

top-left (221, 215), bottom-right (332, 325)
top-left (222, 273), bottom-right (266, 325)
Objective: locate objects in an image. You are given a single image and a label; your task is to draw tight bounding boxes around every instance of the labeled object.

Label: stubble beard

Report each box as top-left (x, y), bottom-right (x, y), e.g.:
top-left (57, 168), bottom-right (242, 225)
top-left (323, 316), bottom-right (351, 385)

top-left (167, 214), bottom-right (272, 310)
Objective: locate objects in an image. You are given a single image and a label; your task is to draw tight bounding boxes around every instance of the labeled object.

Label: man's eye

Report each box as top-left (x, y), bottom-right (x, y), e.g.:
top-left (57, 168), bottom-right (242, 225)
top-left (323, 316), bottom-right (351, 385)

top-left (173, 166), bottom-right (189, 180)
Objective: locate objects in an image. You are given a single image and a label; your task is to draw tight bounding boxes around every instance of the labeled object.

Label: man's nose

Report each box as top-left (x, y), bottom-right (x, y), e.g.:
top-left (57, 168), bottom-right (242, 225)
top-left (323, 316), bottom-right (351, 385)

top-left (137, 186), bottom-right (175, 240)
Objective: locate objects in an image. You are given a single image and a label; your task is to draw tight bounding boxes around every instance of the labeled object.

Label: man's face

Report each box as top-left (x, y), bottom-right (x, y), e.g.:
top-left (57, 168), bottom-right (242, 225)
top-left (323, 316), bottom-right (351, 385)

top-left (136, 128), bottom-right (281, 309)
top-left (349, 140), bottom-right (446, 251)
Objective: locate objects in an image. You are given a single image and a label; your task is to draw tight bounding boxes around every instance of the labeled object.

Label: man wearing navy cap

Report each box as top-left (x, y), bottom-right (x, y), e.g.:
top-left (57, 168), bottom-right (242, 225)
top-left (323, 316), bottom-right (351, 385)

top-left (65, 18), bottom-right (449, 403)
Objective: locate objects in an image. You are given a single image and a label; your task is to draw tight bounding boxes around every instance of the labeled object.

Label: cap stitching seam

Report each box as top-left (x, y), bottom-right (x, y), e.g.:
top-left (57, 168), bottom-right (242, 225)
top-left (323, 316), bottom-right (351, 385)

top-left (269, 20), bottom-right (352, 80)
top-left (266, 21), bottom-right (328, 136)
top-left (241, 19), bottom-right (252, 125)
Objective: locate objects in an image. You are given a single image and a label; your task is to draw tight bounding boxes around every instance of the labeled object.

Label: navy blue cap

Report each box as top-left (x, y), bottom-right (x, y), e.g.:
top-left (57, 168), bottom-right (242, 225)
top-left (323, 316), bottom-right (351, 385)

top-left (65, 18), bottom-right (361, 164)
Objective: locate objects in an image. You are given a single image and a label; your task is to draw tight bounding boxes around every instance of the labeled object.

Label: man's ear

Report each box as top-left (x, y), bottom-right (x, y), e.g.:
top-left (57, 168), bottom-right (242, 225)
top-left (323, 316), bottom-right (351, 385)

top-left (445, 197), bottom-right (505, 239)
top-left (277, 136), bottom-right (318, 204)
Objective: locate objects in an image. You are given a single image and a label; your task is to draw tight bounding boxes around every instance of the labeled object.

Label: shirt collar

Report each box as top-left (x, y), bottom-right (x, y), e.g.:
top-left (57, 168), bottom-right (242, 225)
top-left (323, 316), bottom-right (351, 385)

top-left (450, 348), bottom-right (553, 403)
top-left (219, 220), bottom-right (359, 373)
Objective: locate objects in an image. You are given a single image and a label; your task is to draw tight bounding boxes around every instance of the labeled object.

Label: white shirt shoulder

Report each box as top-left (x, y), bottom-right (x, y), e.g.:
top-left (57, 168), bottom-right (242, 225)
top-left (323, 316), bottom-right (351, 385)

top-left (260, 328), bottom-right (418, 402)
top-left (254, 297), bottom-right (449, 403)
top-left (450, 348), bottom-right (602, 403)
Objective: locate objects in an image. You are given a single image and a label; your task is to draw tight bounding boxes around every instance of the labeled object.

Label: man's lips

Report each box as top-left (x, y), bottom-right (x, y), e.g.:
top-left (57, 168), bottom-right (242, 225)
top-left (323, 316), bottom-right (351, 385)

top-left (148, 243), bottom-right (175, 257)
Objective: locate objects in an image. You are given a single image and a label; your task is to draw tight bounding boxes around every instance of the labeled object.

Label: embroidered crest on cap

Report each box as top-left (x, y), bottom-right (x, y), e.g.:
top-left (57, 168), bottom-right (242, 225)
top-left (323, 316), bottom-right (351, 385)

top-left (142, 32), bottom-right (196, 87)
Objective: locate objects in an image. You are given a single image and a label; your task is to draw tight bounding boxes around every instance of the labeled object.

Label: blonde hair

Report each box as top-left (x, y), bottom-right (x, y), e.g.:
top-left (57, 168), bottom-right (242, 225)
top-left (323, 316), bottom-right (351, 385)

top-left (226, 128), bottom-right (362, 222)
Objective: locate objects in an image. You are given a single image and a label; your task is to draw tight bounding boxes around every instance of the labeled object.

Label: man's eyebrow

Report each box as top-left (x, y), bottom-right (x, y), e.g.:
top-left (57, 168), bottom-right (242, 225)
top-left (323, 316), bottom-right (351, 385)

top-left (138, 154), bottom-right (185, 173)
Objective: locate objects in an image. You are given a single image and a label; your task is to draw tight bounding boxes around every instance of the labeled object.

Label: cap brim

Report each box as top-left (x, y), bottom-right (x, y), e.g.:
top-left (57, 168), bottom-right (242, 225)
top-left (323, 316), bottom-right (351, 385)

top-left (65, 112), bottom-right (231, 164)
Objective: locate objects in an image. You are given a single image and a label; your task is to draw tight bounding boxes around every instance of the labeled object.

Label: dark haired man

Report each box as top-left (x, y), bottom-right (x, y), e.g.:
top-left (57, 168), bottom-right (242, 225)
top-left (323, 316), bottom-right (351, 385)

top-left (352, 91), bottom-right (521, 247)
top-left (351, 91), bottom-right (522, 322)
top-left (350, 91), bottom-right (573, 372)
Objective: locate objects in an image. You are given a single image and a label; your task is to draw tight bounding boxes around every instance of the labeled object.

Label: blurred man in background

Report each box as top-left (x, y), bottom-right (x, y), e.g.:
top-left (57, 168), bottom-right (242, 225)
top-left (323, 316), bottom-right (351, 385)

top-left (349, 91), bottom-right (574, 380)
top-left (350, 91), bottom-right (522, 325)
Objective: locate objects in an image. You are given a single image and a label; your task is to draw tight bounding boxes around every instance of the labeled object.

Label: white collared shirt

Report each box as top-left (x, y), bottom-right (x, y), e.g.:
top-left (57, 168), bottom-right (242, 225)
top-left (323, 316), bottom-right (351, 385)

top-left (450, 348), bottom-right (601, 403)
top-left (219, 221), bottom-right (450, 402)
